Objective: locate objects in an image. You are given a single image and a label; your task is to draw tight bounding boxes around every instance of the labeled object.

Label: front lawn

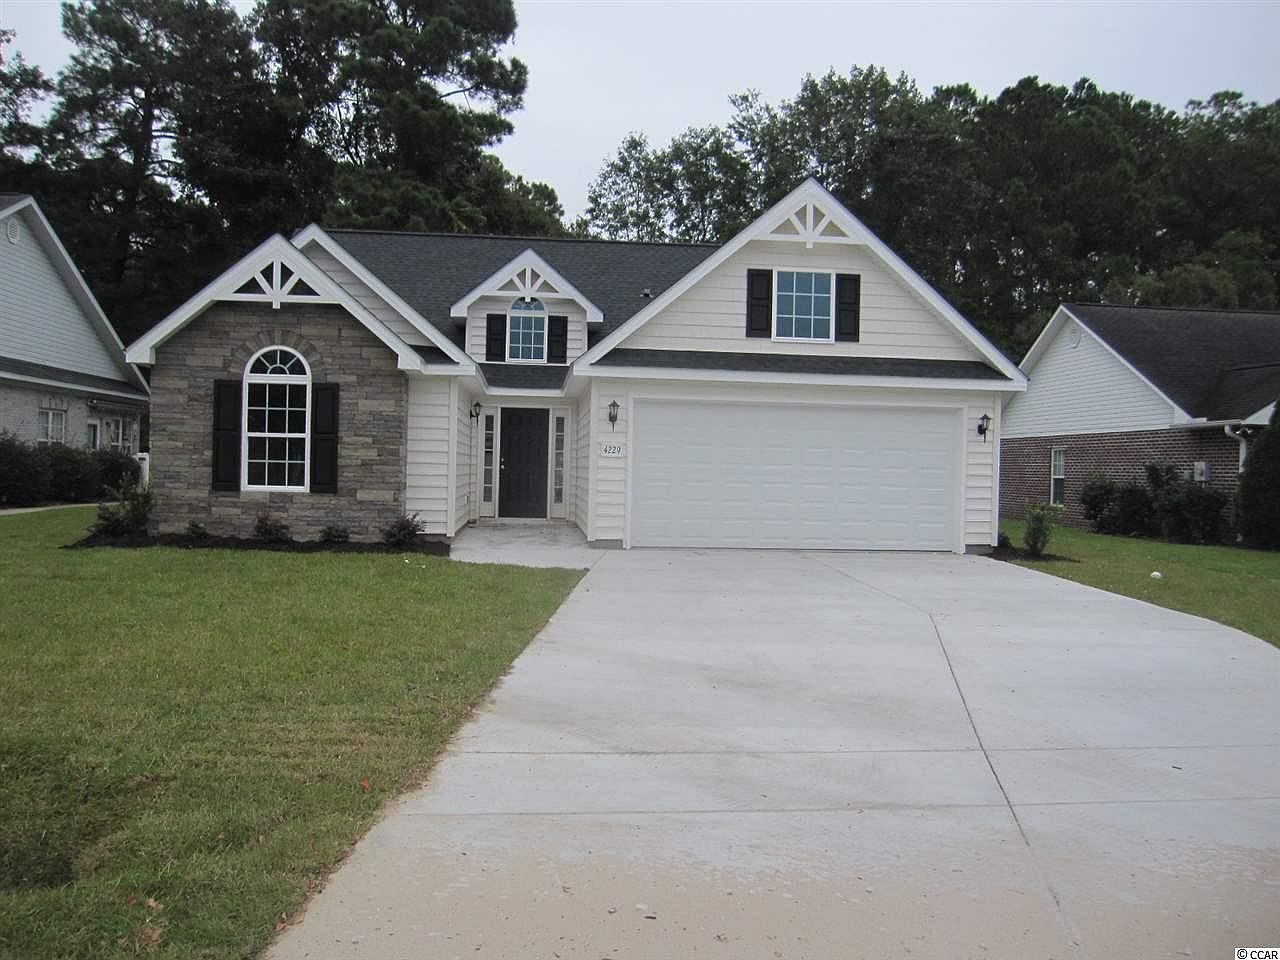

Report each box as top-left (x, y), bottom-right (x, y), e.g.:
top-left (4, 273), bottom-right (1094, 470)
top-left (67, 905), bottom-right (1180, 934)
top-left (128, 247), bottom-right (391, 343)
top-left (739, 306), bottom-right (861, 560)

top-left (1001, 519), bottom-right (1280, 647)
top-left (0, 508), bottom-right (582, 959)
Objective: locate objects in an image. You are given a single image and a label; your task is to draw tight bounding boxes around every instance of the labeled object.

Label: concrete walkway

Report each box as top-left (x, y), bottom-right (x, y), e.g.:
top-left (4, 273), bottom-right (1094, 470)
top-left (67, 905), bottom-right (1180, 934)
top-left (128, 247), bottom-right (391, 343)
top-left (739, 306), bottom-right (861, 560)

top-left (450, 521), bottom-right (604, 569)
top-left (0, 501), bottom-right (98, 516)
top-left (269, 550), bottom-right (1280, 960)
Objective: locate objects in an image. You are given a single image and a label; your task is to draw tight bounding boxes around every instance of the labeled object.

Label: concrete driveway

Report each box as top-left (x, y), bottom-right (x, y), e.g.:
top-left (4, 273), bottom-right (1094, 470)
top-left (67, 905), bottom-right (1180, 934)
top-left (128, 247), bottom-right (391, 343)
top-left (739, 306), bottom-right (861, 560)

top-left (270, 550), bottom-right (1280, 960)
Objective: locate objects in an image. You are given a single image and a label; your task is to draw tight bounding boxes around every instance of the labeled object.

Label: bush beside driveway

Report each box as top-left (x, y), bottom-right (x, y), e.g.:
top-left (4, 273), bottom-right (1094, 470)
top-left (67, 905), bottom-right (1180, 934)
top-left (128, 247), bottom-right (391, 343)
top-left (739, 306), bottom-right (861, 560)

top-left (0, 506), bottom-right (581, 960)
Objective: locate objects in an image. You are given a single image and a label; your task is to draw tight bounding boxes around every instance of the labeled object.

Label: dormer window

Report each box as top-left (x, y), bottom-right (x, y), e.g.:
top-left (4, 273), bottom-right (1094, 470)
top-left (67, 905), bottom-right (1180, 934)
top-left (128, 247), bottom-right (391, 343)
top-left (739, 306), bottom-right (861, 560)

top-left (508, 297), bottom-right (547, 362)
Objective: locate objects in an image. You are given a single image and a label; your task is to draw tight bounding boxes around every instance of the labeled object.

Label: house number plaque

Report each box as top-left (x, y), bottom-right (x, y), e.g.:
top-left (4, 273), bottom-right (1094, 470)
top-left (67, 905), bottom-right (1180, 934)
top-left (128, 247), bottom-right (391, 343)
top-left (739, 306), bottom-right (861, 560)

top-left (600, 441), bottom-right (625, 458)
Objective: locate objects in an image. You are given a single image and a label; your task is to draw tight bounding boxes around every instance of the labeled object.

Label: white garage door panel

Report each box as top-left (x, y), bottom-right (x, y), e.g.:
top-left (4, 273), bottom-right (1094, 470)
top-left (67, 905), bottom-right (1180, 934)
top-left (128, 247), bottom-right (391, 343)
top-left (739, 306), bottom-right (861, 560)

top-left (631, 401), bottom-right (959, 549)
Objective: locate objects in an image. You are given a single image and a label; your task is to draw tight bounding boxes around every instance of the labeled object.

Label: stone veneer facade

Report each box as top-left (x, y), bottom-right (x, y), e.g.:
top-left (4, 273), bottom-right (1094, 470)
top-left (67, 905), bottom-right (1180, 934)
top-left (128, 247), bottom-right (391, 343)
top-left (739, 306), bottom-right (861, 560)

top-left (149, 302), bottom-right (407, 540)
top-left (1000, 427), bottom-right (1242, 529)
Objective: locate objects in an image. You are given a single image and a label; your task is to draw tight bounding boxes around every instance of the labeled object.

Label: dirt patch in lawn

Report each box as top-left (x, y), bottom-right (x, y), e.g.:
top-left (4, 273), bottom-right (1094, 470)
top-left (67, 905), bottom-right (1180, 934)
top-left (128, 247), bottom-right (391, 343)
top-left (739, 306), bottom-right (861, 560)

top-left (990, 544), bottom-right (1079, 564)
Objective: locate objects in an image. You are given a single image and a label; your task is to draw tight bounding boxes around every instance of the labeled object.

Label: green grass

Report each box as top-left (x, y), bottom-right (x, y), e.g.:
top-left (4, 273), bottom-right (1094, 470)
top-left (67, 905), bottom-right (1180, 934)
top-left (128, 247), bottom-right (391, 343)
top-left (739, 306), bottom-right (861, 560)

top-left (0, 508), bottom-right (582, 959)
top-left (1001, 518), bottom-right (1280, 646)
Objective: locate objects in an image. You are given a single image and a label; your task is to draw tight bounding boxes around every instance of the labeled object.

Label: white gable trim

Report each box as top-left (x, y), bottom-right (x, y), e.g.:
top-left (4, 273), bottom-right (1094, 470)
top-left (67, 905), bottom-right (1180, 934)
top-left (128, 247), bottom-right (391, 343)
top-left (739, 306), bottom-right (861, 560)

top-left (1030, 305), bottom-right (1188, 421)
top-left (126, 235), bottom-right (424, 371)
top-left (291, 224), bottom-right (473, 367)
top-left (449, 248), bottom-right (604, 324)
top-left (2, 196), bottom-right (149, 394)
top-left (576, 179), bottom-right (1024, 384)
top-left (576, 361), bottom-right (1021, 393)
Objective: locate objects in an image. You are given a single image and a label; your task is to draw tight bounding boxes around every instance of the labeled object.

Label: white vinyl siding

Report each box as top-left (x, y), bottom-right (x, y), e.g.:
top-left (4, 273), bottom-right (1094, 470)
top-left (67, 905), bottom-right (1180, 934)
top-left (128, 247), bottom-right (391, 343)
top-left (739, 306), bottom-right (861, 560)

top-left (1003, 318), bottom-right (1178, 438)
top-left (405, 376), bottom-right (452, 533)
top-left (588, 379), bottom-right (1000, 549)
top-left (573, 391), bottom-right (590, 536)
top-left (453, 386), bottom-right (474, 534)
top-left (466, 296), bottom-right (587, 363)
top-left (620, 239), bottom-right (982, 361)
top-left (0, 208), bottom-right (126, 380)
top-left (302, 242), bottom-right (432, 347)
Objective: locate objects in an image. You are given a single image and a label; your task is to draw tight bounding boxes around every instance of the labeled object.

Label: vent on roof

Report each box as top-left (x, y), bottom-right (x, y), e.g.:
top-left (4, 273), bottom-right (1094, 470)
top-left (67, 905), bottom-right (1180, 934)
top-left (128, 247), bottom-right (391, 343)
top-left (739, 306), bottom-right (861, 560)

top-left (5, 218), bottom-right (19, 245)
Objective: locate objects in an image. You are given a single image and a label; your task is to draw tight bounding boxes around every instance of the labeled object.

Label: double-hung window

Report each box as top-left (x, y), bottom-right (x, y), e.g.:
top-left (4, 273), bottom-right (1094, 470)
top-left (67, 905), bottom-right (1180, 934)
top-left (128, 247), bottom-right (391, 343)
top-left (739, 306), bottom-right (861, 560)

top-left (37, 408), bottom-right (65, 444)
top-left (508, 297), bottom-right (546, 362)
top-left (244, 347), bottom-right (310, 489)
top-left (1050, 448), bottom-right (1066, 505)
top-left (775, 270), bottom-right (834, 341)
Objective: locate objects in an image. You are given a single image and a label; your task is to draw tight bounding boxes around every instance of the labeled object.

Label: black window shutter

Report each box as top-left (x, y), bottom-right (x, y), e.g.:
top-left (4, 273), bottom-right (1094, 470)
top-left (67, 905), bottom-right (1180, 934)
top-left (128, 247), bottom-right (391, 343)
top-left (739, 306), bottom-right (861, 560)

top-left (547, 315), bottom-right (568, 364)
top-left (836, 273), bottom-right (861, 342)
top-left (310, 383), bottom-right (339, 494)
top-left (746, 269), bottom-right (772, 338)
top-left (211, 380), bottom-right (241, 491)
top-left (485, 313), bottom-right (506, 361)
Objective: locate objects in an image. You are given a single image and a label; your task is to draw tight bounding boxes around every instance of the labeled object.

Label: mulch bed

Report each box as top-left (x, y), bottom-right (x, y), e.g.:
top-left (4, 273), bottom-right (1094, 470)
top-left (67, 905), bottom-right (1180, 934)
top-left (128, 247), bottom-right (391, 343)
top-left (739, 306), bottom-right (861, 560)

top-left (990, 544), bottom-right (1078, 563)
top-left (67, 531), bottom-right (450, 556)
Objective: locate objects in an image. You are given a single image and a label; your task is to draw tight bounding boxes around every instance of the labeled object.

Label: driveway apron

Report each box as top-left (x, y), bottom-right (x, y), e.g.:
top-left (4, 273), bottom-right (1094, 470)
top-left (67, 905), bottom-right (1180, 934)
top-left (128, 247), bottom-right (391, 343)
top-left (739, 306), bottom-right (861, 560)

top-left (269, 550), bottom-right (1280, 960)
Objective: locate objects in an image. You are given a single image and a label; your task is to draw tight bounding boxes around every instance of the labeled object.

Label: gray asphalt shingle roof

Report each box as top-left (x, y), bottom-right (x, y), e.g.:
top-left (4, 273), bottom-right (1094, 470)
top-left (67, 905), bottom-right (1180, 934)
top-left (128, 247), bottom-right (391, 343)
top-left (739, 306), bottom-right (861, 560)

top-left (1066, 303), bottom-right (1280, 420)
top-left (595, 349), bottom-right (1009, 380)
top-left (324, 230), bottom-right (716, 351)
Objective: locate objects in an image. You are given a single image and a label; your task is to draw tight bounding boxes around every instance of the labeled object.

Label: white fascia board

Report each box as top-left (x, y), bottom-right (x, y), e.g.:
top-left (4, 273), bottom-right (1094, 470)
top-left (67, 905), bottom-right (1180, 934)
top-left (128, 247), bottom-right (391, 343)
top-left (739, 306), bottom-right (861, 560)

top-left (0, 196), bottom-right (28, 218)
top-left (1018, 306), bottom-right (1069, 371)
top-left (575, 362), bottom-right (1024, 393)
top-left (0, 369), bottom-right (148, 402)
top-left (13, 198), bottom-right (150, 394)
top-left (448, 248), bottom-right (604, 323)
top-left (480, 386), bottom-right (567, 398)
top-left (291, 224), bottom-right (473, 365)
top-left (576, 178), bottom-right (1025, 385)
top-left (126, 234), bottom-right (423, 372)
top-left (1057, 304), bottom-right (1190, 421)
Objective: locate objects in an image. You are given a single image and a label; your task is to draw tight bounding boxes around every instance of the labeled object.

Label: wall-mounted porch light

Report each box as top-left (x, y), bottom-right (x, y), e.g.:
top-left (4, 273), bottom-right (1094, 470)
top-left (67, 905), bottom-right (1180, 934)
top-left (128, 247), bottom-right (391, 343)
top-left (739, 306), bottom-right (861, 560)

top-left (469, 401), bottom-right (482, 420)
top-left (977, 413), bottom-right (992, 442)
top-left (607, 400), bottom-right (620, 431)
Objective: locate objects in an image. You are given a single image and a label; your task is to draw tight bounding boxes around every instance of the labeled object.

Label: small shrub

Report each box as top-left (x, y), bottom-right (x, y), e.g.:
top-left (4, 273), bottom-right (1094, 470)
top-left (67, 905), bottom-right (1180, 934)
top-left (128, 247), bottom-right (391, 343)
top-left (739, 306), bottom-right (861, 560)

top-left (92, 449), bottom-right (140, 496)
top-left (254, 511), bottom-right (291, 543)
top-left (1023, 503), bottom-right (1062, 558)
top-left (0, 434), bottom-right (52, 506)
top-left (1237, 406), bottom-right (1280, 549)
top-left (997, 531), bottom-right (1012, 550)
top-left (46, 444), bottom-right (101, 502)
top-left (1144, 462), bottom-right (1182, 493)
top-left (1153, 480), bottom-right (1228, 544)
top-left (319, 524), bottom-right (351, 544)
top-left (1104, 482), bottom-right (1156, 536)
top-left (185, 520), bottom-right (209, 541)
top-left (91, 479), bottom-right (153, 537)
top-left (1079, 474), bottom-right (1116, 531)
top-left (382, 513), bottom-right (423, 547)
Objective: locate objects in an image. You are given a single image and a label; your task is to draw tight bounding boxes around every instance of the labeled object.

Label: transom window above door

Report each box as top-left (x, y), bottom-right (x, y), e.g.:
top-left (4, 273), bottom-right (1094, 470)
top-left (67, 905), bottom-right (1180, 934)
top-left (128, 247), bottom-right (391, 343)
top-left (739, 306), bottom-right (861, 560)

top-left (508, 298), bottom-right (546, 362)
top-left (775, 271), bottom-right (833, 341)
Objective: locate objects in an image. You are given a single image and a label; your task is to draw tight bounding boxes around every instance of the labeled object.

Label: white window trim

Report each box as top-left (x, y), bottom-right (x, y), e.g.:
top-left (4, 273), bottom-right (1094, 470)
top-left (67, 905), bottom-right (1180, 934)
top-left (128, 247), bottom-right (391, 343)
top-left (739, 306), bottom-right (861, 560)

top-left (1050, 446), bottom-right (1066, 505)
top-left (771, 268), bottom-right (836, 343)
top-left (86, 418), bottom-right (100, 450)
top-left (37, 408), bottom-right (66, 444)
top-left (506, 300), bottom-right (548, 364)
top-left (241, 346), bottom-right (312, 493)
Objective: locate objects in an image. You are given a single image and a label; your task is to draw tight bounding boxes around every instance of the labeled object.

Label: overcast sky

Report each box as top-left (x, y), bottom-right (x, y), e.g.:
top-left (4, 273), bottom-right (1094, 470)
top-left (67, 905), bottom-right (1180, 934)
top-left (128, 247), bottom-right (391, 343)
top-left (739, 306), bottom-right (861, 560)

top-left (4, 0), bottom-right (1278, 219)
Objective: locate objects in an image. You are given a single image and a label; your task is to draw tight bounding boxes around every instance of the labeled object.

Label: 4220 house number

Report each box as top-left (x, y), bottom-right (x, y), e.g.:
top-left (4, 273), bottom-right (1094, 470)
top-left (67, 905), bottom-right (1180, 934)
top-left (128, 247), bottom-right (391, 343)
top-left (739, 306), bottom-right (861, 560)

top-left (600, 441), bottom-right (625, 458)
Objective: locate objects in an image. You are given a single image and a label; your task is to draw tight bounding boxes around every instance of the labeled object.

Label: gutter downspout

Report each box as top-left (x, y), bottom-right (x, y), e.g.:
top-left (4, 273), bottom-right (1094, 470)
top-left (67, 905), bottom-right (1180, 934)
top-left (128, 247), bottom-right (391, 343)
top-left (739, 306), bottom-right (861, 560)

top-left (1224, 423), bottom-right (1248, 472)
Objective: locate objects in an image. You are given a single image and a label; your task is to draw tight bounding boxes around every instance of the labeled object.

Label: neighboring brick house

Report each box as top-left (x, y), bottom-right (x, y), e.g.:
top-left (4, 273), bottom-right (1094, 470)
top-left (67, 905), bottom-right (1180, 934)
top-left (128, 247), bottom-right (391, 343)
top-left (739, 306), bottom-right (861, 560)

top-left (1001, 303), bottom-right (1280, 527)
top-left (0, 194), bottom-right (149, 452)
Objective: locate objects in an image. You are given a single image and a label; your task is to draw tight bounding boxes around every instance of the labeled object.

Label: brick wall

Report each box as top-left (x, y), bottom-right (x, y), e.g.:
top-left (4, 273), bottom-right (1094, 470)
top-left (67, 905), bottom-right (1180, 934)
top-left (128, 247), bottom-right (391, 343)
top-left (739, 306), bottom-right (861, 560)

top-left (1001, 428), bottom-right (1241, 528)
top-left (149, 302), bottom-right (407, 540)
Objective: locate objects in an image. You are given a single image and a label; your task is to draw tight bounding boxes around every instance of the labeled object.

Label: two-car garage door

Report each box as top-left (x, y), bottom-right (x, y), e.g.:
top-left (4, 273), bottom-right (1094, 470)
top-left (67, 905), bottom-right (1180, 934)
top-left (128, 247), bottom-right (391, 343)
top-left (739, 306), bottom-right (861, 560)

top-left (630, 400), bottom-right (961, 550)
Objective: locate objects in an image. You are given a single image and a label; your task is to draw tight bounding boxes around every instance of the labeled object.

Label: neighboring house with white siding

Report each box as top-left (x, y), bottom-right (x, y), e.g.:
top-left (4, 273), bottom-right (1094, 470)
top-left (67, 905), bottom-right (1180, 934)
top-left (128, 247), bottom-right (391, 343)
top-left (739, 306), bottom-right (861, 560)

top-left (1001, 302), bottom-right (1280, 527)
top-left (126, 179), bottom-right (1025, 551)
top-left (0, 194), bottom-right (149, 452)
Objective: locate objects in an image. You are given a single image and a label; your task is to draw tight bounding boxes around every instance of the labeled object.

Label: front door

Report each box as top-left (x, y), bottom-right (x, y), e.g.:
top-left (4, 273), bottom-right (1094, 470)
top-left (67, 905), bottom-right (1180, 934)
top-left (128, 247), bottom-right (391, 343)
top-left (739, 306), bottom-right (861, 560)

top-left (499, 408), bottom-right (549, 518)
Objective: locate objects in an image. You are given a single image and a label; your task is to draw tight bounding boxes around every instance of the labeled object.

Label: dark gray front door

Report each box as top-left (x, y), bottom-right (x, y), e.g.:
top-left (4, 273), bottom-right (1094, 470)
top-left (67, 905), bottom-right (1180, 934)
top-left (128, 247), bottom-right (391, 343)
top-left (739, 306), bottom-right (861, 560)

top-left (499, 408), bottom-right (549, 518)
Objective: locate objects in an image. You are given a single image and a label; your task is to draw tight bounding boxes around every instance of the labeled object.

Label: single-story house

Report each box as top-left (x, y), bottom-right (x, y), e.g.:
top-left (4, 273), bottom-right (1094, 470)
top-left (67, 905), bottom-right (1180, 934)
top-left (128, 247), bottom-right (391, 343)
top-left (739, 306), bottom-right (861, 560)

top-left (0, 194), bottom-right (149, 450)
top-left (1001, 302), bottom-right (1280, 526)
top-left (126, 179), bottom-right (1025, 551)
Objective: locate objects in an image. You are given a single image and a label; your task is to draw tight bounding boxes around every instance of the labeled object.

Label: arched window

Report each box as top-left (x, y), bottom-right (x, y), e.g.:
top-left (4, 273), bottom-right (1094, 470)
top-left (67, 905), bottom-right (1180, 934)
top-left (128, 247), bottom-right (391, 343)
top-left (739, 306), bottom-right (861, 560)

top-left (244, 347), bottom-right (310, 489)
top-left (507, 297), bottom-right (546, 362)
